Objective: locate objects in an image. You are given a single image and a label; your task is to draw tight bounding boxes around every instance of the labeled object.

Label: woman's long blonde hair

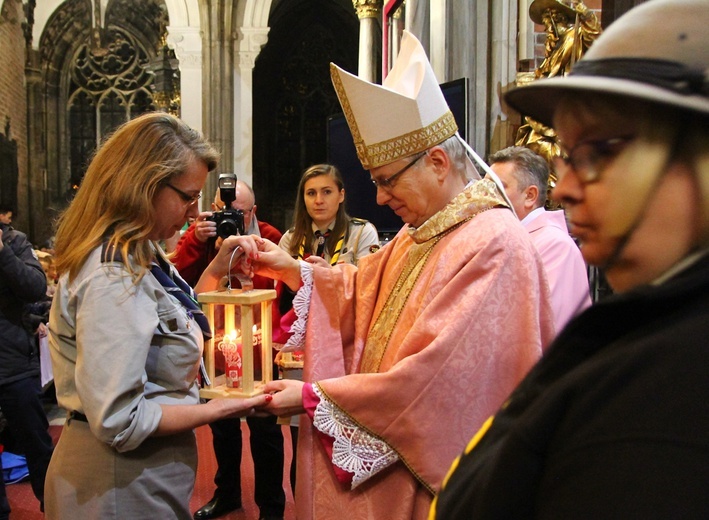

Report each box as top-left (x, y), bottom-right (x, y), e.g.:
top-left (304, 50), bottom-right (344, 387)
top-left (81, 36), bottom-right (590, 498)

top-left (54, 112), bottom-right (219, 282)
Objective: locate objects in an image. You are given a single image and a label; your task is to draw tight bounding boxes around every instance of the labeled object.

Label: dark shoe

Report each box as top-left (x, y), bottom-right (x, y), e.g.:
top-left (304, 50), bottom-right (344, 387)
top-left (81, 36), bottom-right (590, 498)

top-left (193, 496), bottom-right (242, 520)
top-left (258, 517), bottom-right (284, 520)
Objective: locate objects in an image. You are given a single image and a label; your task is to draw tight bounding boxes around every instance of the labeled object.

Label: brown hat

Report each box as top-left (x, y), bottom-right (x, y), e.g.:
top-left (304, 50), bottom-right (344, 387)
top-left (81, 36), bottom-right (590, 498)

top-left (529, 0), bottom-right (577, 25)
top-left (506, 0), bottom-right (709, 127)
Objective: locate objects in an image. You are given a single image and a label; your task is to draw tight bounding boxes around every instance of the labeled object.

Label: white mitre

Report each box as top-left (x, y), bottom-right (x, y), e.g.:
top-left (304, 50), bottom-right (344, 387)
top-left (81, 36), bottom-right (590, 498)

top-left (330, 30), bottom-right (458, 170)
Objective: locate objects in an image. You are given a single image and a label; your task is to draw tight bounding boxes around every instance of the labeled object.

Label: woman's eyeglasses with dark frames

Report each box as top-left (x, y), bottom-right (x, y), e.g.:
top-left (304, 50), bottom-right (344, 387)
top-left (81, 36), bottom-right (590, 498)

top-left (166, 183), bottom-right (202, 206)
top-left (553, 136), bottom-right (634, 184)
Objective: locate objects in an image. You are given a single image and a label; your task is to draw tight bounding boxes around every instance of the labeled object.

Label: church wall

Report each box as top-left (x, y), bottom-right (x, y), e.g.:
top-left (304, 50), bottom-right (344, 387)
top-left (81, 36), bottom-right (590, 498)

top-left (0, 0), bottom-right (30, 238)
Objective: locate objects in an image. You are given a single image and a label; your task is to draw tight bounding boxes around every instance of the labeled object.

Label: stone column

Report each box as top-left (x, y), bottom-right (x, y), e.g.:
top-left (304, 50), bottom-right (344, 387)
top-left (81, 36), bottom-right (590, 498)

top-left (352, 0), bottom-right (382, 83)
top-left (429, 0), bottom-right (446, 81)
top-left (233, 27), bottom-right (268, 187)
top-left (167, 26), bottom-right (203, 133)
top-left (25, 48), bottom-right (49, 242)
top-left (390, 5), bottom-right (403, 61)
top-left (517, 0), bottom-right (535, 61)
top-left (405, 0), bottom-right (429, 51)
top-left (489, 0), bottom-right (519, 152)
top-left (193, 0), bottom-right (235, 203)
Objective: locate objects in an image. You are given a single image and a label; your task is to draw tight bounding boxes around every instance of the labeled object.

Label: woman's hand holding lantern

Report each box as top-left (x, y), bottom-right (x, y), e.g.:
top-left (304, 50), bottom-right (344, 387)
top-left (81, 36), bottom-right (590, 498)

top-left (195, 234), bottom-right (262, 293)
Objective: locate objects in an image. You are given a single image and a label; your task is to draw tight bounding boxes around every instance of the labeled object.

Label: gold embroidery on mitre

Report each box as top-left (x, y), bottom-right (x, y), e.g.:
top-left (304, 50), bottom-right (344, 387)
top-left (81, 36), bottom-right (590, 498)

top-left (330, 64), bottom-right (369, 167)
top-left (330, 62), bottom-right (459, 170)
top-left (364, 111), bottom-right (458, 168)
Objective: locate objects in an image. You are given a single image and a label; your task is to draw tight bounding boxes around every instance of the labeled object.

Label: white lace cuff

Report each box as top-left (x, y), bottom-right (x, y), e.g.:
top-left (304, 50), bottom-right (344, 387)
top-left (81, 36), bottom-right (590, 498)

top-left (281, 260), bottom-right (313, 352)
top-left (312, 384), bottom-right (399, 489)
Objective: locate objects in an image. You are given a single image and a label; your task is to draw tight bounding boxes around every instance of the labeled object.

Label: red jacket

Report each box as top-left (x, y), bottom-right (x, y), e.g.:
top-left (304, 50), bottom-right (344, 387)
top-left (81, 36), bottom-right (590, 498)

top-left (172, 220), bottom-right (282, 289)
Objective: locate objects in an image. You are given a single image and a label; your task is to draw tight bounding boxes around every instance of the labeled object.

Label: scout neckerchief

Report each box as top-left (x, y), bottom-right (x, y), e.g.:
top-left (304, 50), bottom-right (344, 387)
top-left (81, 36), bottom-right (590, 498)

top-left (298, 229), bottom-right (345, 266)
top-left (150, 254), bottom-right (212, 383)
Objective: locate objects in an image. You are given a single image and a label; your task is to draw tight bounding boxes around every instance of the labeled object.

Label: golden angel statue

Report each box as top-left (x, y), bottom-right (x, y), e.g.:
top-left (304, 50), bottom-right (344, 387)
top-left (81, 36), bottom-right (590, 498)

top-left (515, 0), bottom-right (602, 202)
top-left (532, 0), bottom-right (602, 79)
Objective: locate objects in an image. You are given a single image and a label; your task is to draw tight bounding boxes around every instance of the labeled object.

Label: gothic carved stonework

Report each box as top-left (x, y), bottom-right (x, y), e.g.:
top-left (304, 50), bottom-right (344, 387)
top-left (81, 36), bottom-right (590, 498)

top-left (71, 28), bottom-right (153, 95)
top-left (24, 0), bottom-right (175, 244)
top-left (352, 0), bottom-right (382, 20)
top-left (238, 53), bottom-right (258, 69)
top-left (39, 0), bottom-right (91, 78)
top-left (22, 0), bottom-right (36, 47)
top-left (237, 27), bottom-right (270, 69)
top-left (0, 0), bottom-right (21, 25)
top-left (174, 51), bottom-right (201, 67)
top-left (107, 0), bottom-right (167, 50)
top-left (166, 27), bottom-right (202, 68)
top-left (238, 27), bottom-right (269, 53)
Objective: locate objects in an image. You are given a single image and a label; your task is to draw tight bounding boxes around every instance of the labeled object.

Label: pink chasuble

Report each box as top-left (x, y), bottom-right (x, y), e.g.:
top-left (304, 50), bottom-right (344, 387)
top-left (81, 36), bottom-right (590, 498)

top-left (294, 180), bottom-right (555, 520)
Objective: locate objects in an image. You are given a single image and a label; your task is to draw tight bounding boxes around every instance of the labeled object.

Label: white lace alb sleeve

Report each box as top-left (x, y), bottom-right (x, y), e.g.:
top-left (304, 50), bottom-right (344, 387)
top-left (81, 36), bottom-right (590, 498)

top-left (281, 260), bottom-right (313, 352)
top-left (312, 384), bottom-right (399, 489)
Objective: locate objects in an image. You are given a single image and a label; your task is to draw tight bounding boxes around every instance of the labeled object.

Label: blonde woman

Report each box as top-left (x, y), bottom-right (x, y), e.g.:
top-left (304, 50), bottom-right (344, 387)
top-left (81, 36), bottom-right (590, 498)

top-left (46, 113), bottom-right (268, 519)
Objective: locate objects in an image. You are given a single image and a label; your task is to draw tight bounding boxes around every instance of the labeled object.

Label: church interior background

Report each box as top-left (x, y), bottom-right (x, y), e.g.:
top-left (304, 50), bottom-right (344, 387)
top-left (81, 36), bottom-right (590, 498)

top-left (1, 0), bottom-right (644, 247)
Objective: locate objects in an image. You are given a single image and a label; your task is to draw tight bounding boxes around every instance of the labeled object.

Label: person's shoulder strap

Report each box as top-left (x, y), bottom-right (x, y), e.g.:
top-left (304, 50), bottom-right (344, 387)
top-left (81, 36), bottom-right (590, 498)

top-left (348, 219), bottom-right (371, 265)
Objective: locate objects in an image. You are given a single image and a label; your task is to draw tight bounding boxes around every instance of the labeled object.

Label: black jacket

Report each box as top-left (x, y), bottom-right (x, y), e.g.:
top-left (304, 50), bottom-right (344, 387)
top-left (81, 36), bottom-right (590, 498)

top-left (0, 223), bottom-right (47, 385)
top-left (434, 253), bottom-right (709, 519)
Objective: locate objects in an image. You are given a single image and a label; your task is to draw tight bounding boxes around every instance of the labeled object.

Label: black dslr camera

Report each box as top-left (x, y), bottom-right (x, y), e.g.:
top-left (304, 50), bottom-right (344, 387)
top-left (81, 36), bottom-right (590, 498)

top-left (207, 173), bottom-right (245, 239)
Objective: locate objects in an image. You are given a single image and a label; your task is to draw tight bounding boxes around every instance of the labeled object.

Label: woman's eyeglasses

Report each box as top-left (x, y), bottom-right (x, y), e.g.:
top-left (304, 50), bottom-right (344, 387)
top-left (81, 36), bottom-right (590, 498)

top-left (371, 151), bottom-right (427, 190)
top-left (166, 183), bottom-right (201, 206)
top-left (553, 136), bottom-right (634, 184)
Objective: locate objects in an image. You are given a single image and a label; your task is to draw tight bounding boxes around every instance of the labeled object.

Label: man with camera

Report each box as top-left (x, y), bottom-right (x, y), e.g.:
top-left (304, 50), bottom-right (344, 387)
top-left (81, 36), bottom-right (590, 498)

top-left (175, 175), bottom-right (282, 284)
top-left (172, 177), bottom-right (286, 520)
top-left (0, 205), bottom-right (54, 517)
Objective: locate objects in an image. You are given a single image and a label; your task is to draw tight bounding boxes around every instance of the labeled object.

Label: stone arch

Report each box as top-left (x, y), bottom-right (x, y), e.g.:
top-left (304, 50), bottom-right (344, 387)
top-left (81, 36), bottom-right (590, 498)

top-left (234, 0), bottom-right (272, 29)
top-left (35, 0), bottom-right (167, 205)
top-left (160, 0), bottom-right (272, 137)
top-left (230, 0), bottom-right (273, 187)
top-left (163, 0), bottom-right (199, 27)
top-left (163, 0), bottom-right (201, 130)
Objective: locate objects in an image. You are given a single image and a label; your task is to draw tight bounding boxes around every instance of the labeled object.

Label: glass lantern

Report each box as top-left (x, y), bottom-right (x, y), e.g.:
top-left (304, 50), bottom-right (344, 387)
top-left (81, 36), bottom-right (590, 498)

top-left (198, 288), bottom-right (277, 398)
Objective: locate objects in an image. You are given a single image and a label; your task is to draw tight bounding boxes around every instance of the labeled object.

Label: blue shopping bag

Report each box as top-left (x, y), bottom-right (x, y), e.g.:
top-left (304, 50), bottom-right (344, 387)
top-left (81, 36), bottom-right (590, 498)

top-left (1, 451), bottom-right (29, 484)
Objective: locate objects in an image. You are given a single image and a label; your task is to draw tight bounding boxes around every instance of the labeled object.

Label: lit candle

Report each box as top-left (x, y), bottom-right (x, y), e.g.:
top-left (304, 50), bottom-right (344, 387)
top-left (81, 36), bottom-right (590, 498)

top-left (218, 330), bottom-right (242, 388)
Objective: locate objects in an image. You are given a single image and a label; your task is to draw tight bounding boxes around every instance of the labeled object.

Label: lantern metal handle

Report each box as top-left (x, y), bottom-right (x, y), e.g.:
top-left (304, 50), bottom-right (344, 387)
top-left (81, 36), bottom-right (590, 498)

top-left (227, 245), bottom-right (253, 292)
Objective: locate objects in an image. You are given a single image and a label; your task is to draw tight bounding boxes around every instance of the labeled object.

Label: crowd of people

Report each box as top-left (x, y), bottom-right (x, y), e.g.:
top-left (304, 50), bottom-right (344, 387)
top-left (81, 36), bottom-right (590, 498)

top-left (1, 0), bottom-right (707, 518)
top-left (1, 205), bottom-right (55, 520)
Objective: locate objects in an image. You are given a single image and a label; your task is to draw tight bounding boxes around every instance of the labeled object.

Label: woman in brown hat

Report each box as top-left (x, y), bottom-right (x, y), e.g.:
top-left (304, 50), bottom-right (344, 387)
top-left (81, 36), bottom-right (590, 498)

top-left (432, 0), bottom-right (709, 517)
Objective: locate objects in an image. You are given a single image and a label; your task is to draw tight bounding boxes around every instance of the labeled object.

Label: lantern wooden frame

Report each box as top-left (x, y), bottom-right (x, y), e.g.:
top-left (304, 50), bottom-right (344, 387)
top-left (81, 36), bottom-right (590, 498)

top-left (198, 288), bottom-right (277, 398)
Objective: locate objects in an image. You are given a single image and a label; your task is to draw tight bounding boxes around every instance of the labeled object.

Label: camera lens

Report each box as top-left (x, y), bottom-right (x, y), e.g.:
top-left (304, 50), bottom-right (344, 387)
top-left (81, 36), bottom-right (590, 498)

top-left (217, 218), bottom-right (240, 239)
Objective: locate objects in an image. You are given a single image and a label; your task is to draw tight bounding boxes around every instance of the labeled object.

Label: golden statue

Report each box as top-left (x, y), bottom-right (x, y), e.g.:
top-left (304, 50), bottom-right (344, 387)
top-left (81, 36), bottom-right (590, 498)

top-left (532, 0), bottom-right (601, 79)
top-left (515, 0), bottom-right (601, 202)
